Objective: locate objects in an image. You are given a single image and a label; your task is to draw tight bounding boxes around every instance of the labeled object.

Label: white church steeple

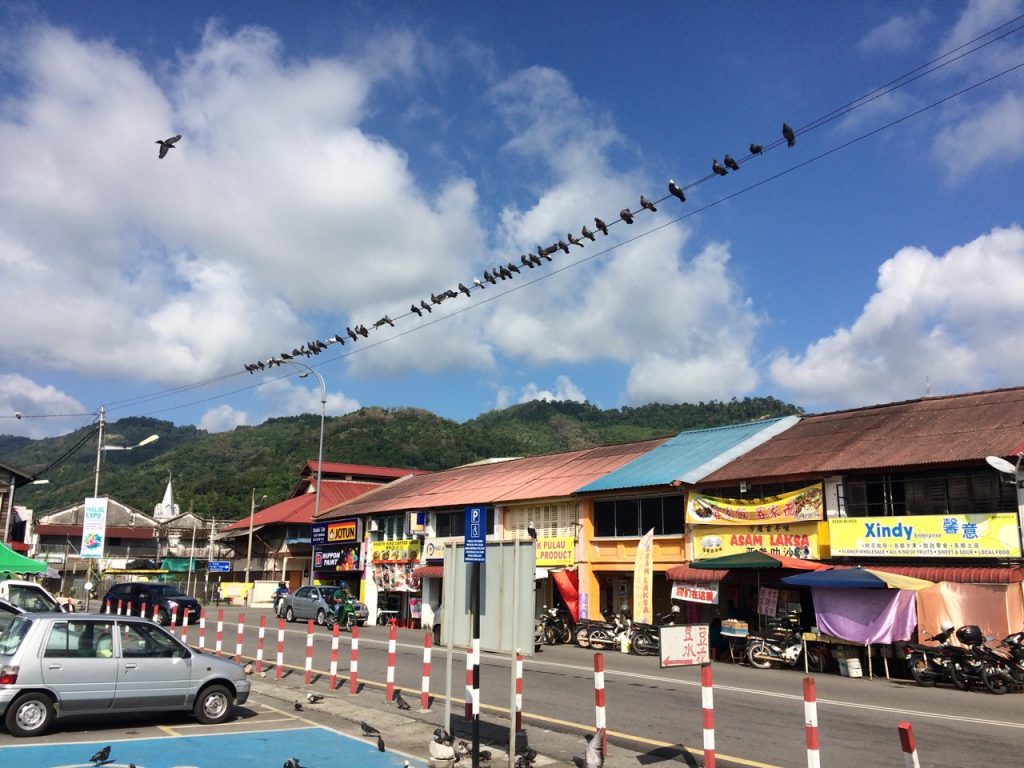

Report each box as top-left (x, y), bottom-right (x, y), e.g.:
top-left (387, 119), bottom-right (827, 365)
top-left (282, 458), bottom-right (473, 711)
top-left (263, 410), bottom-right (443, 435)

top-left (153, 471), bottom-right (180, 521)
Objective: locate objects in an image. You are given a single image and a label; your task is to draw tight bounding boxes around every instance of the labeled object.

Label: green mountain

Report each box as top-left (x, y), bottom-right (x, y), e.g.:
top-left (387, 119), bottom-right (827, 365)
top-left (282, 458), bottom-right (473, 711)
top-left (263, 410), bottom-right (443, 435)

top-left (3, 397), bottom-right (801, 521)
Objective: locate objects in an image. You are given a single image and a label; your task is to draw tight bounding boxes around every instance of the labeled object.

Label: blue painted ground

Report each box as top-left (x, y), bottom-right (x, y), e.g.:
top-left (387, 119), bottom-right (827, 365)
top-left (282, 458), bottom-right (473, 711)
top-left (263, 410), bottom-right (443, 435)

top-left (0, 726), bottom-right (422, 768)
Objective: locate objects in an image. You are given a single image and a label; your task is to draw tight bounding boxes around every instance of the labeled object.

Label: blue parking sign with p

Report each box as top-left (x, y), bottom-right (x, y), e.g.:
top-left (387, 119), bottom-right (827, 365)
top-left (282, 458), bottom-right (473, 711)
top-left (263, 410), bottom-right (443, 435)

top-left (464, 505), bottom-right (486, 563)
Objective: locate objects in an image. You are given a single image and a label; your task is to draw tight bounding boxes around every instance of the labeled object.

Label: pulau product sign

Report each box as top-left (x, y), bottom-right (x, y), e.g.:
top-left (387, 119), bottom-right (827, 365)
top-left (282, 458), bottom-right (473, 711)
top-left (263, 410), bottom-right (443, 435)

top-left (829, 513), bottom-right (1022, 558)
top-left (535, 536), bottom-right (575, 567)
top-left (687, 485), bottom-right (824, 525)
top-left (692, 521), bottom-right (821, 559)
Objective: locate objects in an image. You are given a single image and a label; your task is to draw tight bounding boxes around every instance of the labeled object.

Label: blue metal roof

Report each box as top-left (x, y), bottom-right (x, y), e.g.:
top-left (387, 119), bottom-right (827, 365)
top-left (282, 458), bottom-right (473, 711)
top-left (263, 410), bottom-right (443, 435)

top-left (575, 416), bottom-right (800, 493)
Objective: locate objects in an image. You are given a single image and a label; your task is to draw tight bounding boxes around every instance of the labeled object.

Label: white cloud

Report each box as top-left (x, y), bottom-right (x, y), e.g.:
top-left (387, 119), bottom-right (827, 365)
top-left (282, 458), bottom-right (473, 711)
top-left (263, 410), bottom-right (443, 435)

top-left (256, 377), bottom-right (360, 419)
top-left (932, 90), bottom-right (1024, 181)
top-left (858, 9), bottom-right (933, 54)
top-left (0, 374), bottom-right (87, 439)
top-left (199, 403), bottom-right (249, 433)
top-left (500, 375), bottom-right (587, 409)
top-left (770, 226), bottom-right (1024, 408)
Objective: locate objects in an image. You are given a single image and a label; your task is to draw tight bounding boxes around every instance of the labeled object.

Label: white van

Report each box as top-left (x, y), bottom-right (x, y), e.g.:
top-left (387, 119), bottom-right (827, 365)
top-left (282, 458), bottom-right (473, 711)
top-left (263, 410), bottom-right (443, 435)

top-left (0, 580), bottom-right (66, 613)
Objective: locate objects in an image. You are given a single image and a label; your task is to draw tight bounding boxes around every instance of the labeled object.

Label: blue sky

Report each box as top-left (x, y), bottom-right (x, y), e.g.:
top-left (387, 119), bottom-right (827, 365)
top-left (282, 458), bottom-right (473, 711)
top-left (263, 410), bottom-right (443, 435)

top-left (2, 1), bottom-right (1024, 440)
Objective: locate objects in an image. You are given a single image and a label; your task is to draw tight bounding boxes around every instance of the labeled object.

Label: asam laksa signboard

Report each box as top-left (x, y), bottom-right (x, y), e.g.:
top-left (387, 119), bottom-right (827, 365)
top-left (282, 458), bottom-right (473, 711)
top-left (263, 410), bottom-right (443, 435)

top-left (687, 485), bottom-right (824, 526)
top-left (691, 521), bottom-right (822, 560)
top-left (829, 513), bottom-right (1022, 558)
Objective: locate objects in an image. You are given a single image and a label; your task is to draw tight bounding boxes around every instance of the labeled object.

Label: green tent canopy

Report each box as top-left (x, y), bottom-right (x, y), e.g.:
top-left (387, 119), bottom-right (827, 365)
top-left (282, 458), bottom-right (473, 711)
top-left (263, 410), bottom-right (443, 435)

top-left (0, 541), bottom-right (47, 575)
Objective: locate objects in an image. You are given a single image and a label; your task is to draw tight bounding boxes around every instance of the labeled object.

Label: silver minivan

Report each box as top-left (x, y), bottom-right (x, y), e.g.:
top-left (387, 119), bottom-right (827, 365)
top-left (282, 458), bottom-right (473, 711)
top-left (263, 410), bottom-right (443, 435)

top-left (0, 612), bottom-right (250, 736)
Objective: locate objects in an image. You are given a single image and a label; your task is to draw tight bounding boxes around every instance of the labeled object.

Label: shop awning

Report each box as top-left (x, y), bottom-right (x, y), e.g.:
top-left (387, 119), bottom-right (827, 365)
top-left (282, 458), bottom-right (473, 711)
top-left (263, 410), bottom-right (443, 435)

top-left (691, 551), bottom-right (828, 570)
top-left (837, 564), bottom-right (1024, 584)
top-left (412, 565), bottom-right (444, 579)
top-left (665, 564), bottom-right (727, 583)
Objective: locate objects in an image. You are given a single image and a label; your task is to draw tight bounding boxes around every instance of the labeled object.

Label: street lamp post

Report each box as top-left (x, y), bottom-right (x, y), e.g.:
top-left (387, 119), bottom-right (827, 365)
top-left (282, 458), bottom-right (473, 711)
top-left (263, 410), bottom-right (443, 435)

top-left (281, 361), bottom-right (326, 586)
top-left (244, 488), bottom-right (268, 584)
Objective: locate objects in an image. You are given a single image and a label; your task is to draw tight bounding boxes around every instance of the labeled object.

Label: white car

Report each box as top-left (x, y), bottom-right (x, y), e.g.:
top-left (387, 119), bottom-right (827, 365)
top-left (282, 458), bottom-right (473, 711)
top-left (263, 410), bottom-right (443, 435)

top-left (0, 581), bottom-right (65, 614)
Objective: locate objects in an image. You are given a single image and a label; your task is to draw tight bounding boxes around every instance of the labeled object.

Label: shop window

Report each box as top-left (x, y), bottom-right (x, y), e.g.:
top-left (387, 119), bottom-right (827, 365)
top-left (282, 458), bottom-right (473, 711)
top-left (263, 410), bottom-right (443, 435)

top-left (433, 508), bottom-right (493, 538)
top-left (594, 500), bottom-right (616, 537)
top-left (839, 470), bottom-right (1016, 517)
top-left (593, 495), bottom-right (683, 537)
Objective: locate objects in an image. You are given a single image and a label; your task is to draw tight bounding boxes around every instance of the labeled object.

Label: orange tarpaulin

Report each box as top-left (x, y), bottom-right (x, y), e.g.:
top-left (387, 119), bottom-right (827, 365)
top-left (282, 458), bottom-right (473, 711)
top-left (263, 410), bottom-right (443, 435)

top-left (552, 569), bottom-right (579, 622)
top-left (915, 582), bottom-right (1024, 642)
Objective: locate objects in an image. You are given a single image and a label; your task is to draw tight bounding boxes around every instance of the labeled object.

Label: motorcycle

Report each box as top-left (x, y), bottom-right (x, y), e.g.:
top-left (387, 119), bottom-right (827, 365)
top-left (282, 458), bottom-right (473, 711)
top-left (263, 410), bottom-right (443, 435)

top-left (272, 584), bottom-right (289, 616)
top-left (945, 625), bottom-right (992, 691)
top-left (537, 605), bottom-right (573, 645)
top-left (981, 631), bottom-right (1024, 694)
top-left (745, 615), bottom-right (821, 670)
top-left (628, 622), bottom-right (660, 656)
top-left (903, 626), bottom-right (956, 687)
top-left (585, 612), bottom-right (632, 651)
top-left (324, 595), bottom-right (360, 631)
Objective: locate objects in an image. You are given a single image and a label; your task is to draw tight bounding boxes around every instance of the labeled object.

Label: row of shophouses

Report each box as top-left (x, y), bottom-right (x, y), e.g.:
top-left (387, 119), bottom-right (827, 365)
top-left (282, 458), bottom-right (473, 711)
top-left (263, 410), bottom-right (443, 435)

top-left (5, 386), bottom-right (1024, 637)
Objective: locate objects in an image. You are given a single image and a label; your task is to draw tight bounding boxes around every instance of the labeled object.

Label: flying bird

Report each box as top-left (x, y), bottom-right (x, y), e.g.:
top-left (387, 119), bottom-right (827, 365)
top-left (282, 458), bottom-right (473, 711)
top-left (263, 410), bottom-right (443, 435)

top-left (581, 225), bottom-right (596, 241)
top-left (377, 735), bottom-right (386, 752)
top-left (558, 240), bottom-right (570, 254)
top-left (724, 154), bottom-right (740, 171)
top-left (594, 218), bottom-right (609, 236)
top-left (410, 304), bottom-right (422, 317)
top-left (585, 728), bottom-right (606, 768)
top-left (527, 521), bottom-right (538, 541)
top-left (361, 721), bottom-right (381, 737)
top-left (293, 700), bottom-right (303, 711)
top-left (712, 159), bottom-right (728, 176)
top-left (90, 746), bottom-right (112, 764)
top-left (306, 692), bottom-right (324, 704)
top-left (156, 134), bottom-right (181, 159)
top-left (619, 208), bottom-right (634, 224)
top-left (782, 122), bottom-right (796, 147)
top-left (459, 282), bottom-right (472, 297)
top-left (640, 195), bottom-right (657, 212)
top-left (668, 179), bottom-right (686, 202)
top-left (394, 688), bottom-right (412, 710)
top-left (568, 233), bottom-right (583, 247)
top-left (749, 143), bottom-right (763, 155)
top-left (420, 300), bottom-right (433, 313)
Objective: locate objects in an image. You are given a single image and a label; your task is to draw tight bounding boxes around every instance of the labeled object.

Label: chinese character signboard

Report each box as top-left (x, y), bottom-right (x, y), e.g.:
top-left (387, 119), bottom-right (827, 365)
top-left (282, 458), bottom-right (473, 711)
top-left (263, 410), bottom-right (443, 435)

top-left (535, 536), bottom-right (575, 567)
top-left (671, 580), bottom-right (720, 604)
top-left (828, 513), bottom-right (1021, 558)
top-left (81, 497), bottom-right (108, 559)
top-left (632, 528), bottom-right (655, 624)
top-left (691, 521), bottom-right (822, 559)
top-left (687, 485), bottom-right (824, 525)
top-left (758, 586), bottom-right (779, 617)
top-left (660, 623), bottom-right (710, 668)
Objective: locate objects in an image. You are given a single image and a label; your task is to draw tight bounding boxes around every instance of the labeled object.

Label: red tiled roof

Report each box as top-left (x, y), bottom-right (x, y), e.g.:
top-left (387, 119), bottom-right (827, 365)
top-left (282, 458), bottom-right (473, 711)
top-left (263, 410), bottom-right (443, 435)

top-left (700, 387), bottom-right (1024, 482)
top-left (303, 461), bottom-right (430, 480)
top-left (221, 481), bottom-right (380, 532)
top-left (412, 565), bottom-right (444, 578)
top-left (317, 439), bottom-right (668, 519)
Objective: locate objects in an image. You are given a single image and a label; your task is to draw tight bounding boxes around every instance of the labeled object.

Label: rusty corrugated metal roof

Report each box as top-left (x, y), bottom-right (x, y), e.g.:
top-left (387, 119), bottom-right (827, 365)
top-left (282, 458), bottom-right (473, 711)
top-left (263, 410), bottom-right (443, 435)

top-left (317, 438), bottom-right (668, 519)
top-left (222, 481), bottom-right (381, 530)
top-left (701, 387), bottom-right (1024, 482)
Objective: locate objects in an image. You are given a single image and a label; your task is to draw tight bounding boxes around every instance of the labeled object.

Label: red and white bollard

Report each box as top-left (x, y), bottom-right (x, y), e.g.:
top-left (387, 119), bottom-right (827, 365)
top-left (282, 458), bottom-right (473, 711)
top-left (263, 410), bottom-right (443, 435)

top-left (471, 637), bottom-right (480, 720)
top-left (420, 631), bottom-right (432, 711)
top-left (152, 604), bottom-right (160, 622)
top-left (169, 605), bottom-right (178, 633)
top-left (385, 623), bottom-right (397, 702)
top-left (898, 721), bottom-right (920, 768)
top-left (465, 647), bottom-right (474, 720)
top-left (235, 613), bottom-right (245, 664)
top-left (304, 620), bottom-right (315, 685)
top-left (701, 663), bottom-right (715, 768)
top-left (804, 677), bottom-right (820, 768)
top-left (198, 609), bottom-right (206, 650)
top-left (117, 599), bottom-right (124, 615)
top-left (180, 610), bottom-right (190, 642)
top-left (215, 609), bottom-right (224, 657)
top-left (329, 623), bottom-right (340, 690)
top-left (255, 615), bottom-right (267, 674)
top-left (348, 625), bottom-right (360, 695)
top-left (515, 651), bottom-right (524, 733)
top-left (276, 618), bottom-right (285, 680)
top-left (139, 601), bottom-right (146, 619)
top-left (593, 652), bottom-right (607, 730)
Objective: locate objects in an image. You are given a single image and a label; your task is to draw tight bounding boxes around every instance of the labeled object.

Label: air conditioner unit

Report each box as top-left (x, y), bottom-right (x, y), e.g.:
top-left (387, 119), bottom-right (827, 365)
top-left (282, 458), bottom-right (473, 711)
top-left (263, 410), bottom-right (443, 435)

top-left (369, 520), bottom-right (379, 532)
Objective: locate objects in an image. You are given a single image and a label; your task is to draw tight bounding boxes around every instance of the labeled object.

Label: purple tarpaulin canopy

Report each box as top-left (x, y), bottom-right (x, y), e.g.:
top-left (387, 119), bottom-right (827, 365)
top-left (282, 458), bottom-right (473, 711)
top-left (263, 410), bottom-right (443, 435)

top-left (811, 587), bottom-right (918, 644)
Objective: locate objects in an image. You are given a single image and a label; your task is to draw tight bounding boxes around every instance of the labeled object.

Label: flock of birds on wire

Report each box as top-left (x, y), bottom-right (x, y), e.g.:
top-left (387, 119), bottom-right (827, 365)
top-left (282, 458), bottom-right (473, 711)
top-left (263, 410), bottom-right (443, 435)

top-left (155, 121), bottom-right (799, 377)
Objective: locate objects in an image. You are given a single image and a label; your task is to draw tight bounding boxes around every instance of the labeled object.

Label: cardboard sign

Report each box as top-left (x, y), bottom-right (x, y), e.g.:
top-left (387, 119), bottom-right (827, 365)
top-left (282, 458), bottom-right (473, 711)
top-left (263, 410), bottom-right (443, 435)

top-left (660, 623), bottom-right (710, 667)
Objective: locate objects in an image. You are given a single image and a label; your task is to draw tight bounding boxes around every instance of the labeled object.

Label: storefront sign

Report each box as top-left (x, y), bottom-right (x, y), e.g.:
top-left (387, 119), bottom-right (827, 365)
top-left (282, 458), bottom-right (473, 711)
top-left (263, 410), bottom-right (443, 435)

top-left (536, 536), bottom-right (575, 567)
top-left (758, 587), bottom-right (779, 617)
top-left (829, 513), bottom-right (1022, 558)
top-left (687, 485), bottom-right (824, 525)
top-left (422, 539), bottom-right (446, 561)
top-left (633, 528), bottom-right (655, 624)
top-left (328, 519), bottom-right (358, 543)
top-left (671, 581), bottom-right (720, 604)
top-left (81, 497), bottom-right (108, 559)
top-left (370, 539), bottom-right (422, 563)
top-left (314, 545), bottom-right (361, 572)
top-left (692, 521), bottom-right (821, 559)
top-left (660, 623), bottom-right (710, 667)
top-left (372, 563), bottom-right (421, 592)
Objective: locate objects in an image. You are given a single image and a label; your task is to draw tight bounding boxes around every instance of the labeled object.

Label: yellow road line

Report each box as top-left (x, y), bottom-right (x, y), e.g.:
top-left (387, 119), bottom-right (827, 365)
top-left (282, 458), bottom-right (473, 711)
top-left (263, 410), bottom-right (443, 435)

top-left (156, 724), bottom-right (181, 737)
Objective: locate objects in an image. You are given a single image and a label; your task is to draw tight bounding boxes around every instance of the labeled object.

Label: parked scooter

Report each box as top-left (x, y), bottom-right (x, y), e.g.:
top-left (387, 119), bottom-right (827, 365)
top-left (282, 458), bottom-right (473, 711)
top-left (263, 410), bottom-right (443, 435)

top-left (981, 630), bottom-right (1024, 694)
top-left (745, 614), bottom-right (821, 669)
top-left (537, 605), bottom-right (574, 645)
top-left (903, 622), bottom-right (956, 687)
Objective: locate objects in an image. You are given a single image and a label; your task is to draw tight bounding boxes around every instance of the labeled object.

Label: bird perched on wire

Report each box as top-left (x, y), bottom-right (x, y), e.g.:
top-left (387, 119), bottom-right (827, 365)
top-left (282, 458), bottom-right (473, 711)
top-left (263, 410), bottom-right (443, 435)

top-left (394, 688), bottom-right (412, 710)
top-left (594, 217), bottom-right (609, 236)
top-left (361, 721), bottom-right (381, 737)
top-left (90, 745), bottom-right (112, 764)
top-left (459, 283), bottom-right (472, 297)
top-left (782, 122), bottom-right (796, 147)
top-left (668, 179), bottom-right (686, 202)
top-left (558, 240), bottom-right (570, 254)
top-left (724, 154), bottom-right (740, 172)
top-left (712, 159), bottom-right (728, 176)
top-left (356, 324), bottom-right (369, 337)
top-left (332, 334), bottom-right (345, 345)
top-left (506, 261), bottom-right (521, 273)
top-left (484, 270), bottom-right (497, 285)
top-left (284, 758), bottom-right (302, 768)
top-left (640, 195), bottom-right (657, 213)
top-left (420, 300), bottom-right (433, 313)
top-left (568, 233), bottom-right (583, 248)
top-left (156, 134), bottom-right (181, 158)
top-left (306, 692), bottom-right (324, 704)
top-left (528, 253), bottom-right (542, 266)
top-left (410, 304), bottom-right (423, 317)
top-left (527, 521), bottom-right (538, 541)
top-left (432, 292), bottom-right (446, 304)
top-left (474, 277), bottom-right (486, 289)
top-left (373, 316), bottom-right (394, 329)
top-left (293, 700), bottom-right (303, 711)
top-left (619, 208), bottom-right (634, 224)
top-left (347, 326), bottom-right (359, 342)
top-left (581, 225), bottom-right (596, 241)
top-left (585, 728), bottom-right (606, 768)
top-left (749, 143), bottom-right (763, 155)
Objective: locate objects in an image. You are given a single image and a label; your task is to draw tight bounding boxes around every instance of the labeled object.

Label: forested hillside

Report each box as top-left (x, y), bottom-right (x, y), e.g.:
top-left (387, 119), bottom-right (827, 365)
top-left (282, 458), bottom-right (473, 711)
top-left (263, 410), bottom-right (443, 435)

top-left (3, 397), bottom-right (801, 520)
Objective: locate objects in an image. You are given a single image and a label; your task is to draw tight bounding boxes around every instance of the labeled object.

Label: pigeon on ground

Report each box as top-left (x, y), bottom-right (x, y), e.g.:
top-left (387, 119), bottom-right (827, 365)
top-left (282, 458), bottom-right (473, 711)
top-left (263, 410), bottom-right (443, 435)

top-left (394, 688), bottom-right (412, 710)
top-left (594, 217), bottom-right (609, 236)
top-left (724, 154), bottom-right (740, 171)
top-left (782, 122), bottom-right (796, 147)
top-left (640, 195), bottom-right (657, 212)
top-left (459, 283), bottom-right (472, 297)
top-left (411, 304), bottom-right (423, 317)
top-left (581, 225), bottom-right (596, 241)
top-left (429, 738), bottom-right (457, 761)
top-left (361, 721), bottom-right (381, 737)
top-left (668, 179), bottom-right (686, 202)
top-left (712, 159), bottom-right (728, 176)
top-left (306, 693), bottom-right (324, 704)
top-left (585, 728), bottom-right (606, 768)
top-left (293, 700), bottom-right (303, 711)
top-left (456, 741), bottom-right (470, 758)
top-left (284, 759), bottom-right (301, 768)
top-left (749, 143), bottom-right (763, 154)
top-left (243, 662), bottom-right (254, 674)
top-left (377, 735), bottom-right (386, 752)
top-left (420, 300), bottom-right (433, 313)
top-left (91, 746), bottom-right (112, 764)
top-left (480, 750), bottom-right (492, 761)
top-left (156, 134), bottom-right (181, 158)
top-left (434, 728), bottom-right (454, 745)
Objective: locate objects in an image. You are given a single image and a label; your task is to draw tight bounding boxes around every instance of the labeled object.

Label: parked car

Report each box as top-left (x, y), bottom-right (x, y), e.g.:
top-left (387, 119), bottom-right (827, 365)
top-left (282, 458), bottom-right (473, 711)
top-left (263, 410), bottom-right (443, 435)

top-left (0, 612), bottom-right (250, 736)
top-left (278, 585), bottom-right (368, 627)
top-left (100, 583), bottom-right (201, 626)
top-left (0, 598), bottom-right (23, 635)
top-left (0, 580), bottom-right (65, 614)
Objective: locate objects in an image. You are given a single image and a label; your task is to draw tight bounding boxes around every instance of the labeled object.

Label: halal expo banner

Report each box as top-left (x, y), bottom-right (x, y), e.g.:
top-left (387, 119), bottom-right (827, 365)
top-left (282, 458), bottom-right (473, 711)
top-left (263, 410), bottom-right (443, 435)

top-left (829, 512), bottom-right (1022, 558)
top-left (686, 485), bottom-right (824, 525)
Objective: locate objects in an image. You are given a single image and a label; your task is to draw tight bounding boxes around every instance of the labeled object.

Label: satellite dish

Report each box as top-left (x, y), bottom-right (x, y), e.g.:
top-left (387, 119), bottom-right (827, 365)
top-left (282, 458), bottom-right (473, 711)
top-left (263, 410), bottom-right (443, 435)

top-left (985, 456), bottom-right (1017, 475)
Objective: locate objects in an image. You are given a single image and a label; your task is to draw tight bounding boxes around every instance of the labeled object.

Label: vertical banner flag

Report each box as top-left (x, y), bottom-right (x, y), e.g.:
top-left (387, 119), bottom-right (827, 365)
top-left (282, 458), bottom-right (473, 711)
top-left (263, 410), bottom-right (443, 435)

top-left (81, 497), bottom-right (109, 559)
top-left (633, 528), bottom-right (655, 624)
